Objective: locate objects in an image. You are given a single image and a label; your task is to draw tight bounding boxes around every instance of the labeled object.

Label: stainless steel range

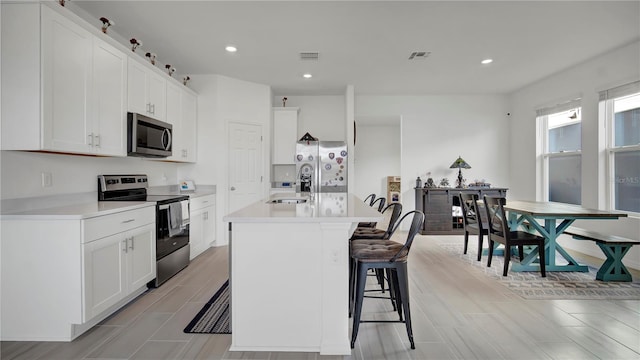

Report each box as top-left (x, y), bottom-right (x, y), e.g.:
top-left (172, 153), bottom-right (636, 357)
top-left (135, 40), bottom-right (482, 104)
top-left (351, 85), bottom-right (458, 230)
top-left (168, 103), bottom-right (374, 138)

top-left (98, 174), bottom-right (190, 287)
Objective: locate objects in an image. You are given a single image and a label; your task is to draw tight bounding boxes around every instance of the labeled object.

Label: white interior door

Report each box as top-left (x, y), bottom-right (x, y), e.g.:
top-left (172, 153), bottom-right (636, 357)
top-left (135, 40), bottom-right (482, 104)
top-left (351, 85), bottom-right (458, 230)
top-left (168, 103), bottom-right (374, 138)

top-left (229, 122), bottom-right (263, 213)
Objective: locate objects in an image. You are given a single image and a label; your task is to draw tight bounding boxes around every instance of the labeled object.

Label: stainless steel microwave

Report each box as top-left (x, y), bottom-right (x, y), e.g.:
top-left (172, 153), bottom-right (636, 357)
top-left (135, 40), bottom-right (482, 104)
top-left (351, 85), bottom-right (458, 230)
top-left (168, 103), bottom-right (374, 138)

top-left (127, 112), bottom-right (172, 158)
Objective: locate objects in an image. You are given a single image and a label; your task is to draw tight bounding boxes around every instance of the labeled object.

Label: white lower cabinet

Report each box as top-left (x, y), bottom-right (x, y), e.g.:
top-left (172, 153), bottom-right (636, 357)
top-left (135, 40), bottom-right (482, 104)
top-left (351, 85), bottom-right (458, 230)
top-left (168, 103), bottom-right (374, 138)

top-left (0, 205), bottom-right (155, 341)
top-left (189, 195), bottom-right (216, 259)
top-left (83, 223), bottom-right (154, 321)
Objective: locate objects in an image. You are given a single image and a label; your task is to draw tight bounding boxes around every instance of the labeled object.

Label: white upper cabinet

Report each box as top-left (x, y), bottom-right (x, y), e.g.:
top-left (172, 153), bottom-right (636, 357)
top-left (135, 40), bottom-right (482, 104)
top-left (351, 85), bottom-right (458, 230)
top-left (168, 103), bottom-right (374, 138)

top-left (90, 37), bottom-right (128, 156)
top-left (41, 5), bottom-right (93, 153)
top-left (1, 3), bottom-right (127, 156)
top-left (128, 59), bottom-right (166, 122)
top-left (165, 82), bottom-right (197, 162)
top-left (272, 107), bottom-right (299, 164)
top-left (181, 90), bottom-right (198, 162)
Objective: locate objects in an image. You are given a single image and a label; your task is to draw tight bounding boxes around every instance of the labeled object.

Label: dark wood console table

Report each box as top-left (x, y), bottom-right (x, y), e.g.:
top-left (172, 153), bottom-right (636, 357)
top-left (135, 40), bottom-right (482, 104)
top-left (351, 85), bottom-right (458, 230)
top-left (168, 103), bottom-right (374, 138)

top-left (415, 187), bottom-right (508, 235)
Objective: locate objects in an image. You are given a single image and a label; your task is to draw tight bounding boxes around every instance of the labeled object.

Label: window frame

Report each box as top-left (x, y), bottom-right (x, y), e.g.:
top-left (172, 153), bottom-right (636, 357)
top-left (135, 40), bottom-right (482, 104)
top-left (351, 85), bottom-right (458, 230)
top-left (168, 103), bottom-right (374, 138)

top-left (536, 102), bottom-right (583, 204)
top-left (603, 91), bottom-right (640, 214)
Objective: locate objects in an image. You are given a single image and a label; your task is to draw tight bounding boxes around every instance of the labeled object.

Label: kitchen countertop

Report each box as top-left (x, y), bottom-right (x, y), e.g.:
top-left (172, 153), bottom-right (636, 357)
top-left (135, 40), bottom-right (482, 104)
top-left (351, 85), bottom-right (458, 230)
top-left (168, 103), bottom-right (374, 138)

top-left (0, 201), bottom-right (155, 220)
top-left (1, 185), bottom-right (216, 220)
top-left (223, 193), bottom-right (382, 223)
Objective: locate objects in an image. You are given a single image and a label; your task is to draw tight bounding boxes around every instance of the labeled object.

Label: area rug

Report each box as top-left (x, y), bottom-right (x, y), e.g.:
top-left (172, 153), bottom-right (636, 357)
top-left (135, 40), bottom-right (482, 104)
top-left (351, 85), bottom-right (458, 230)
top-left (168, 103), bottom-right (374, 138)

top-left (438, 241), bottom-right (640, 300)
top-left (184, 280), bottom-right (230, 334)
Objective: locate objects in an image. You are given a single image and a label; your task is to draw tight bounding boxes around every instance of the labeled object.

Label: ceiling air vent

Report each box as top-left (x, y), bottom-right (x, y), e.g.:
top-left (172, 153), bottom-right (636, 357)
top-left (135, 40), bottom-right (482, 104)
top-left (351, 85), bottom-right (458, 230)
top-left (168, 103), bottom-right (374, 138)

top-left (408, 51), bottom-right (431, 60)
top-left (300, 52), bottom-right (319, 61)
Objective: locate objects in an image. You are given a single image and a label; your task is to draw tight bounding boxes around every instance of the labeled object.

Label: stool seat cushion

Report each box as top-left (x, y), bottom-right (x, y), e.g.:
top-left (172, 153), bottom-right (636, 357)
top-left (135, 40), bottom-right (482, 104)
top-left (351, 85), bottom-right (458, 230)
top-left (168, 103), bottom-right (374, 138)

top-left (351, 240), bottom-right (407, 262)
top-left (351, 228), bottom-right (386, 240)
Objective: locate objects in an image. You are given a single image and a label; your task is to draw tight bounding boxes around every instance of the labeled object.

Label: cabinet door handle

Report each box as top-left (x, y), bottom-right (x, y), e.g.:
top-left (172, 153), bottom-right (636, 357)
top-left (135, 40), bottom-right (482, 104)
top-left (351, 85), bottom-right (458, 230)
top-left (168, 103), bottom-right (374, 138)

top-left (94, 134), bottom-right (100, 148)
top-left (87, 133), bottom-right (93, 146)
top-left (122, 239), bottom-right (128, 253)
top-left (146, 103), bottom-right (151, 114)
top-left (122, 219), bottom-right (135, 224)
top-left (151, 104), bottom-right (155, 114)
top-left (128, 237), bottom-right (134, 250)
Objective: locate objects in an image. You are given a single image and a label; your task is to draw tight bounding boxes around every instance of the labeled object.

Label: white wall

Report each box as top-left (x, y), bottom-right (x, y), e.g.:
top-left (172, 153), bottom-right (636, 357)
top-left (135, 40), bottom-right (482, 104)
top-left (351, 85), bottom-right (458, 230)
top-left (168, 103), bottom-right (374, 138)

top-left (191, 75), bottom-right (271, 246)
top-left (353, 124), bottom-right (401, 201)
top-left (273, 95), bottom-right (345, 141)
top-left (509, 41), bottom-right (640, 269)
top-left (0, 151), bottom-right (179, 201)
top-left (355, 95), bottom-right (510, 219)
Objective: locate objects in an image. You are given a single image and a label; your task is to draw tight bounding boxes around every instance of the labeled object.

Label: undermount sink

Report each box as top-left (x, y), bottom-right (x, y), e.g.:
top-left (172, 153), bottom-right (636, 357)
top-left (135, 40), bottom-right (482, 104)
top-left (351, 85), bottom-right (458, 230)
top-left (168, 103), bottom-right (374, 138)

top-left (267, 197), bottom-right (308, 204)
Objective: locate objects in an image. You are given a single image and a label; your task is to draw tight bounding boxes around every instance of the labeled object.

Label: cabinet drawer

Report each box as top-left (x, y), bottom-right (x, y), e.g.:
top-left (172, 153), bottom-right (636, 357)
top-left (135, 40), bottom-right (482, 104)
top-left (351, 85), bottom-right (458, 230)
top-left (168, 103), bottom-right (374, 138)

top-left (191, 194), bottom-right (215, 211)
top-left (84, 206), bottom-right (155, 243)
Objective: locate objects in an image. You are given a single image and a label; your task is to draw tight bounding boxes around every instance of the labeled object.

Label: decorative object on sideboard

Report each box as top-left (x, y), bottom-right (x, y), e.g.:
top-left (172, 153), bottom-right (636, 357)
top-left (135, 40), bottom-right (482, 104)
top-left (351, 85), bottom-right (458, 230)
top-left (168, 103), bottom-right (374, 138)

top-left (145, 52), bottom-right (156, 65)
top-left (165, 64), bottom-right (176, 76)
top-left (59, 0), bottom-right (67, 6)
top-left (469, 180), bottom-right (491, 188)
top-left (282, 97), bottom-right (288, 107)
top-left (449, 155), bottom-right (471, 188)
top-left (183, 76), bottom-right (191, 86)
top-left (415, 177), bottom-right (422, 188)
top-left (424, 177), bottom-right (436, 188)
top-left (130, 38), bottom-right (142, 52)
top-left (439, 178), bottom-right (450, 187)
top-left (99, 17), bottom-right (113, 34)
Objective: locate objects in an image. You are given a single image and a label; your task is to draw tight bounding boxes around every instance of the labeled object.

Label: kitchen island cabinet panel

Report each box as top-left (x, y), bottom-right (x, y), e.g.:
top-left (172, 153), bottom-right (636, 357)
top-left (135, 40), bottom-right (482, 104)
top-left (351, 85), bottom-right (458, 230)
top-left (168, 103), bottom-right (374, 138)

top-left (415, 187), bottom-right (507, 235)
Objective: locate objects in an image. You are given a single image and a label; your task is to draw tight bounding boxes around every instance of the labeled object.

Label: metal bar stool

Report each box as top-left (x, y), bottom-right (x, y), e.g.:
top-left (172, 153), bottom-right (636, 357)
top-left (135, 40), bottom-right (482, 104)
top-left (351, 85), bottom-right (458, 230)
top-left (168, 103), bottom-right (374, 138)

top-left (350, 210), bottom-right (425, 350)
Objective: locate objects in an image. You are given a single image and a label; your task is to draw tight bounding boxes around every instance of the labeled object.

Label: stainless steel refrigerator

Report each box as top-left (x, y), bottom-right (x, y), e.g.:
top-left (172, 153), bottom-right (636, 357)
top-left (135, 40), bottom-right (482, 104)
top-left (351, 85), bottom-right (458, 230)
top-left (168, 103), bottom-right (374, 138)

top-left (295, 140), bottom-right (348, 193)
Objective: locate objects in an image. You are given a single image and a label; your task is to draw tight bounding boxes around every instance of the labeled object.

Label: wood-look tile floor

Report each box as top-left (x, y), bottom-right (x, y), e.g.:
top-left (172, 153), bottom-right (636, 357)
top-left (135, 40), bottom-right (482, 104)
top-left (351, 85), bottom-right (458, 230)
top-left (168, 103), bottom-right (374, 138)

top-left (2, 234), bottom-right (639, 360)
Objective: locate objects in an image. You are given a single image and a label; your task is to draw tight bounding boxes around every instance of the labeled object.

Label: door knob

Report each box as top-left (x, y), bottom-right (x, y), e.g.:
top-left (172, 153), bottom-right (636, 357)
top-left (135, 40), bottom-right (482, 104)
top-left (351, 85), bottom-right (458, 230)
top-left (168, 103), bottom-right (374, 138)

top-left (230, 186), bottom-right (236, 191)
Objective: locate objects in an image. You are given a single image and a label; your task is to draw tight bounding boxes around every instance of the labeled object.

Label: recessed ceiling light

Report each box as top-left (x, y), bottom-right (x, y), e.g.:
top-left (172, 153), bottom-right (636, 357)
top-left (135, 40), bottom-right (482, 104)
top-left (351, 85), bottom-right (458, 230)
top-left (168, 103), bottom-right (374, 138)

top-left (225, 45), bottom-right (237, 53)
top-left (481, 58), bottom-right (493, 65)
top-left (303, 73), bottom-right (312, 79)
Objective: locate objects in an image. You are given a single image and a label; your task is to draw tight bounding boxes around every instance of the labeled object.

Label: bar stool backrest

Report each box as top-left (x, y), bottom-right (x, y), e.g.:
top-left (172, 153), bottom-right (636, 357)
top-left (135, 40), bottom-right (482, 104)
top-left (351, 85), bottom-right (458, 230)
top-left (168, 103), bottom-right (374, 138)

top-left (389, 210), bottom-right (425, 262)
top-left (364, 194), bottom-right (376, 206)
top-left (380, 203), bottom-right (403, 239)
top-left (371, 197), bottom-right (386, 212)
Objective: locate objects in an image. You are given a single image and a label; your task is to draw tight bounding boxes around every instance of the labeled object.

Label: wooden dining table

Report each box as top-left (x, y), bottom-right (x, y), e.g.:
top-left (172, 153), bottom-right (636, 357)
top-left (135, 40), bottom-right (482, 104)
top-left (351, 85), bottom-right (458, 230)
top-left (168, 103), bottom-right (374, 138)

top-left (503, 200), bottom-right (628, 272)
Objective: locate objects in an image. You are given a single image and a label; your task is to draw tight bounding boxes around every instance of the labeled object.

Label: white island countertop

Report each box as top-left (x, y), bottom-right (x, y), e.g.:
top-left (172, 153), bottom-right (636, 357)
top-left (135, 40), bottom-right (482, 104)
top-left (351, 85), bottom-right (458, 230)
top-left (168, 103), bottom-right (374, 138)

top-left (223, 193), bottom-right (382, 223)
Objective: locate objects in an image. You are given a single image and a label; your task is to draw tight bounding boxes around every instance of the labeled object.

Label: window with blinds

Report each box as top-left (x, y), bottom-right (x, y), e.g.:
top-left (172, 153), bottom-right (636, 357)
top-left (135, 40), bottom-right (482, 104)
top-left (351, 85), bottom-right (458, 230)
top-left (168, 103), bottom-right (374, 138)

top-left (600, 81), bottom-right (640, 213)
top-left (536, 99), bottom-right (582, 205)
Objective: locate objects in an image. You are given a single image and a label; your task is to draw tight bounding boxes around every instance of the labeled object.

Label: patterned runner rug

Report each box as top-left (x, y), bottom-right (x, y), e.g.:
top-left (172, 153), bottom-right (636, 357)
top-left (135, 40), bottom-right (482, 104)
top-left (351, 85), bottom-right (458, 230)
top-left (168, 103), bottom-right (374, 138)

top-left (184, 280), bottom-right (230, 334)
top-left (438, 241), bottom-right (640, 300)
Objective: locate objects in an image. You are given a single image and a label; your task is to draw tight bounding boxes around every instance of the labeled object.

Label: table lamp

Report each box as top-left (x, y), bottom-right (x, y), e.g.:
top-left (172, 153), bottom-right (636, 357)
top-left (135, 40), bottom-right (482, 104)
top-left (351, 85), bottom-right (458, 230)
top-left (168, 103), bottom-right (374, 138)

top-left (449, 156), bottom-right (471, 188)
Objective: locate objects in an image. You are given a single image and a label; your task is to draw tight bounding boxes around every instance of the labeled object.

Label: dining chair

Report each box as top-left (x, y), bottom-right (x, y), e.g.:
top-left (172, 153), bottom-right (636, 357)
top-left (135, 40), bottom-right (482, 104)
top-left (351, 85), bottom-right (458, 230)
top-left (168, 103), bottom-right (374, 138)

top-left (459, 192), bottom-right (488, 261)
top-left (349, 210), bottom-right (425, 349)
top-left (483, 196), bottom-right (546, 277)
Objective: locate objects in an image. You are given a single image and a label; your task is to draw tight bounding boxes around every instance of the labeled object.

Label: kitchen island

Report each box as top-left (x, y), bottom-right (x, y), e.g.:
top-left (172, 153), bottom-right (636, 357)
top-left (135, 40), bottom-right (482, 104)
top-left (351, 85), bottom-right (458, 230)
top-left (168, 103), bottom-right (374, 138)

top-left (223, 193), bottom-right (382, 355)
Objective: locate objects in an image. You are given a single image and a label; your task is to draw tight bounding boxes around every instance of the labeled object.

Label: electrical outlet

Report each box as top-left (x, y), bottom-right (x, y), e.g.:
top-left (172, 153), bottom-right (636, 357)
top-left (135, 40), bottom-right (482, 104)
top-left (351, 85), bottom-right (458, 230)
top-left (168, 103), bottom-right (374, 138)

top-left (41, 172), bottom-right (52, 188)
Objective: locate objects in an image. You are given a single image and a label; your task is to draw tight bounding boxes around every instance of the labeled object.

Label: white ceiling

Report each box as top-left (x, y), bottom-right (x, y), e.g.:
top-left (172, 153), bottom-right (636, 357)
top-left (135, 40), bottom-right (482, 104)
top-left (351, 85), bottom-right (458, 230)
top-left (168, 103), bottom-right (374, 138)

top-left (72, 0), bottom-right (640, 96)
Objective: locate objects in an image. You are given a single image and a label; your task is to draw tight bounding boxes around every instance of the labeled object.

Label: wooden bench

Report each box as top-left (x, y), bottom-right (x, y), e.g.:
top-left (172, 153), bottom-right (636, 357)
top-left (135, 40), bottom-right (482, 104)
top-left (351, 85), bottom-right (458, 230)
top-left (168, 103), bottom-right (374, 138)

top-left (565, 227), bottom-right (640, 282)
